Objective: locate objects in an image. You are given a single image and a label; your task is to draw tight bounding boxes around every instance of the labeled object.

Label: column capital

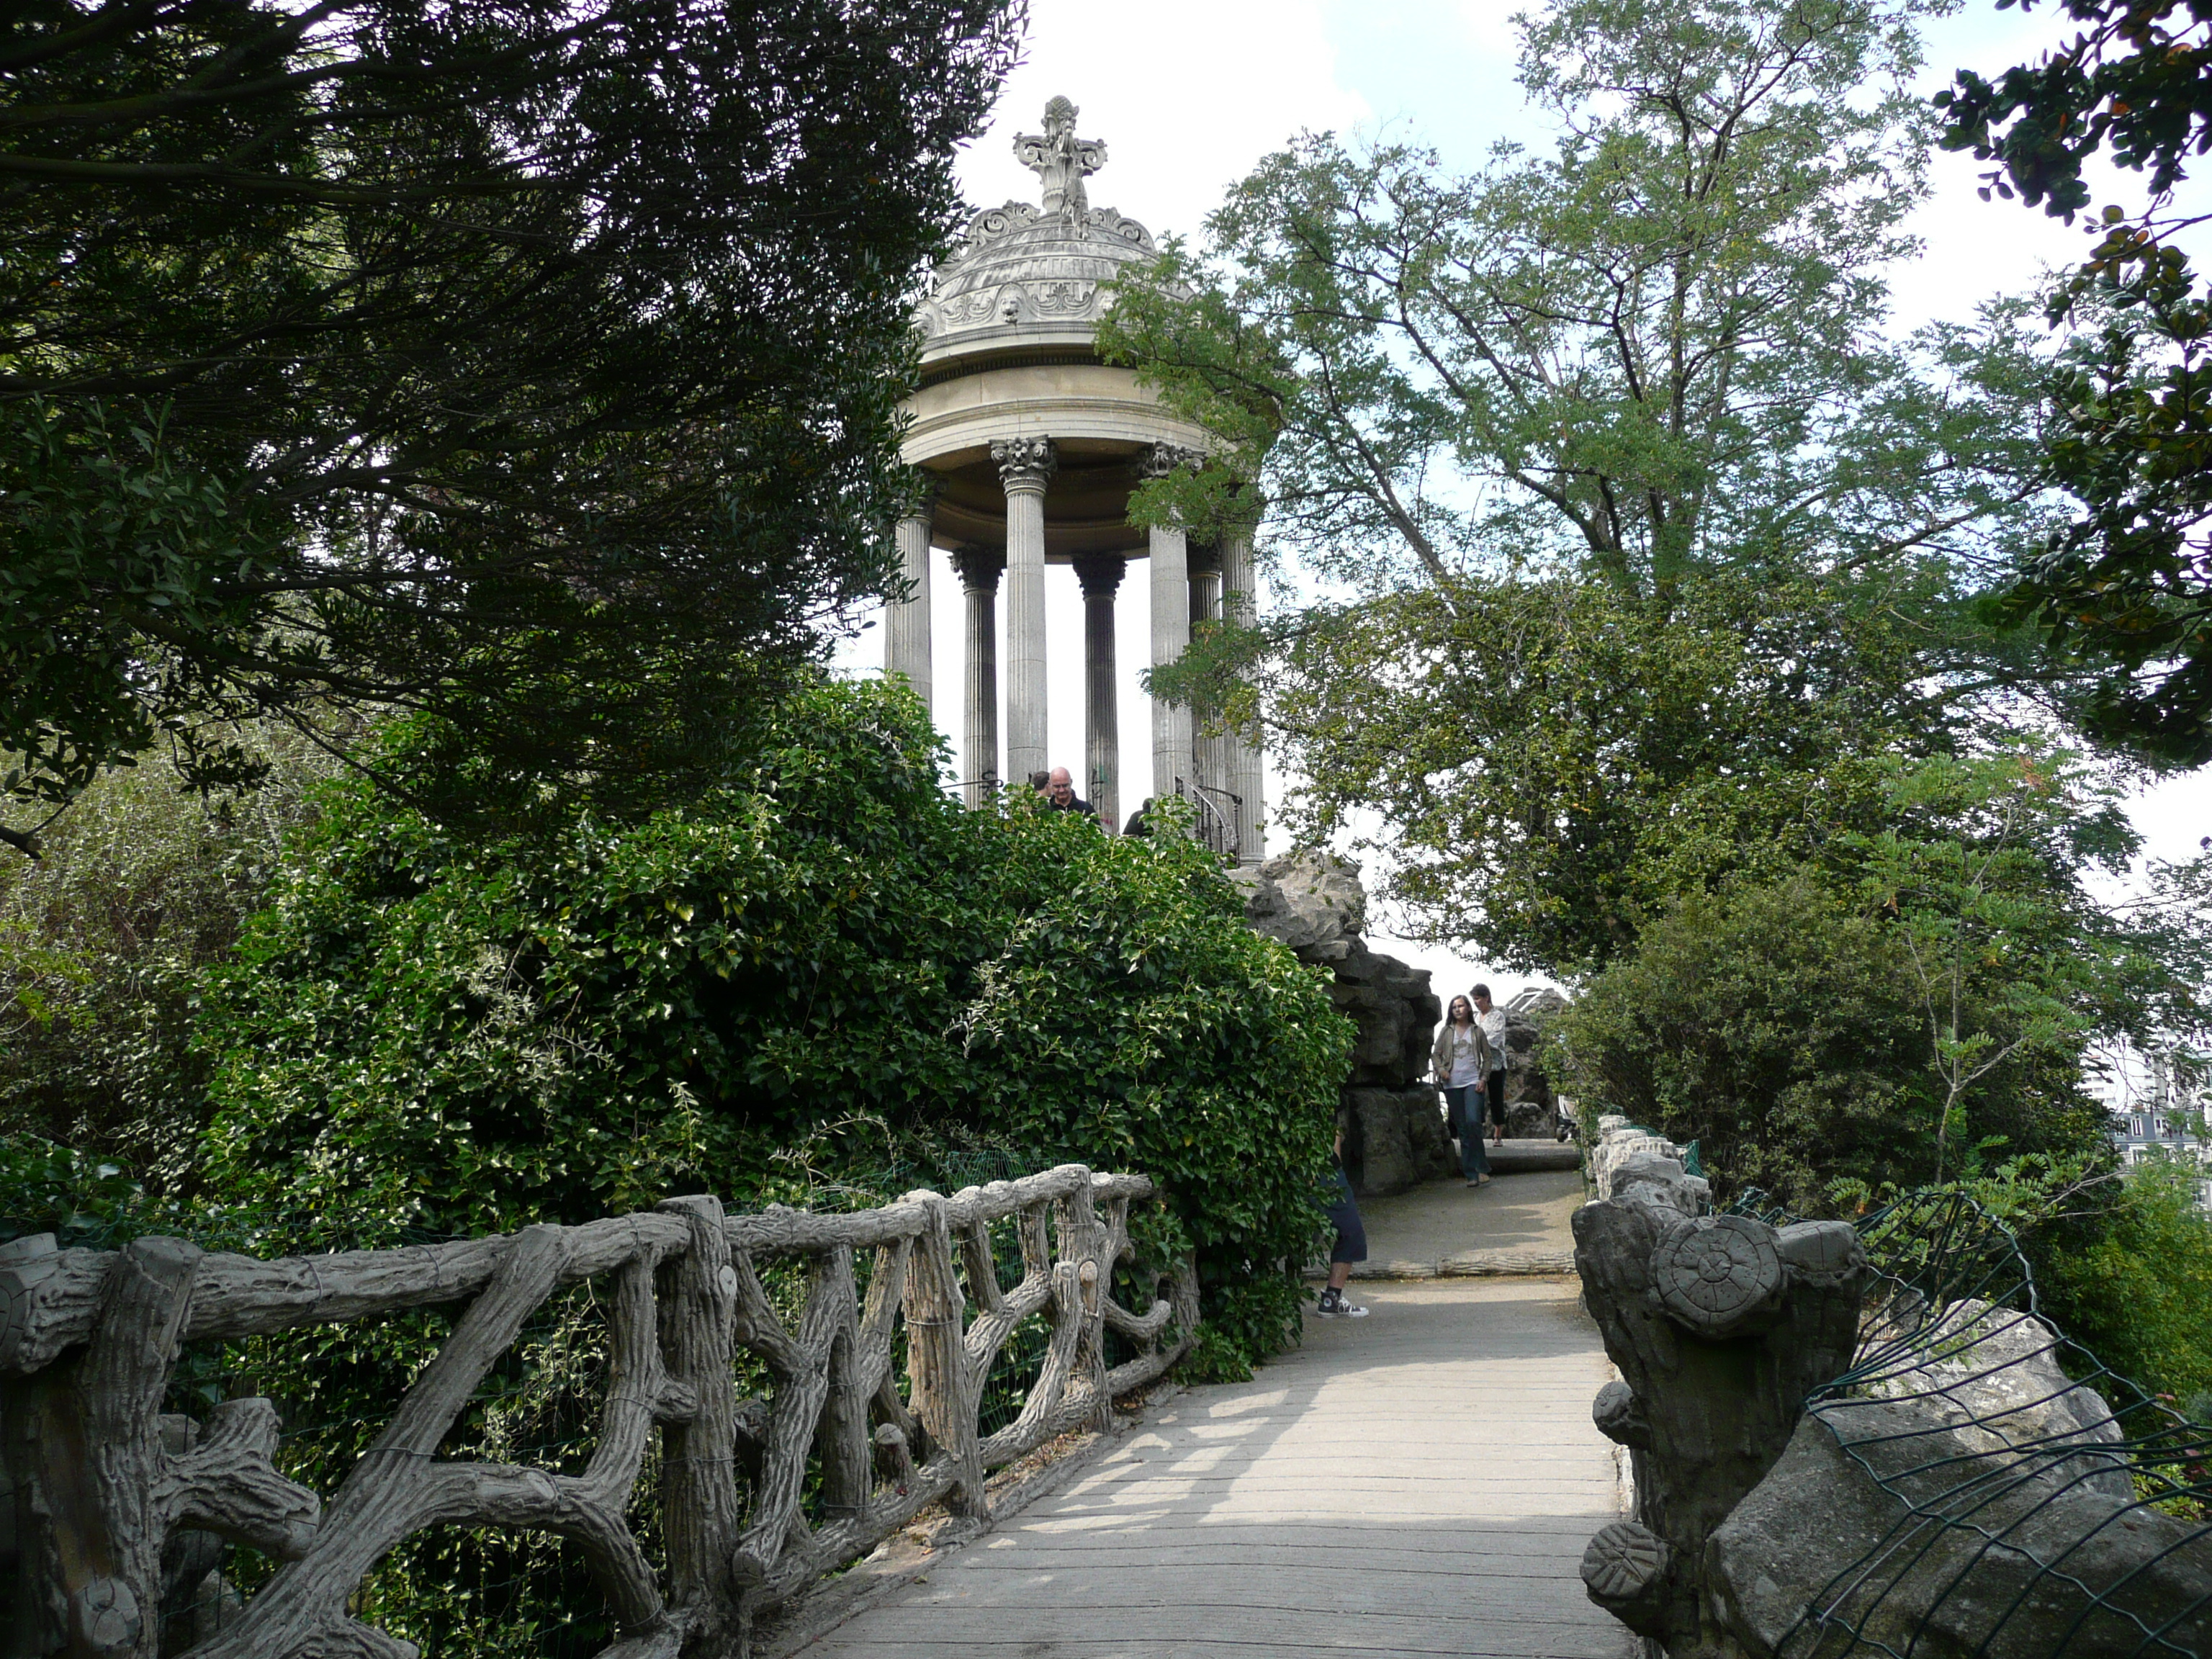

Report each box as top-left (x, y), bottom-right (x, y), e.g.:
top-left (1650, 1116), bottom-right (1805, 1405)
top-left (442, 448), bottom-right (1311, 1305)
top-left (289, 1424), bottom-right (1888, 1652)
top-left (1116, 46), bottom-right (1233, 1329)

top-left (990, 436), bottom-right (1057, 493)
top-left (1187, 541), bottom-right (1223, 577)
top-left (1140, 442), bottom-right (1205, 480)
top-left (950, 544), bottom-right (1004, 593)
top-left (1073, 553), bottom-right (1127, 600)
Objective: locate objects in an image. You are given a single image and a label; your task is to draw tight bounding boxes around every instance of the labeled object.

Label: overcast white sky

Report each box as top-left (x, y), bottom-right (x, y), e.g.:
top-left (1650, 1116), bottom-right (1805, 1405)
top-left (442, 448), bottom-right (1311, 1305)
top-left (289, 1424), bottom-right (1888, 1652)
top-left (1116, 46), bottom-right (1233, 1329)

top-left (832, 0), bottom-right (2211, 1007)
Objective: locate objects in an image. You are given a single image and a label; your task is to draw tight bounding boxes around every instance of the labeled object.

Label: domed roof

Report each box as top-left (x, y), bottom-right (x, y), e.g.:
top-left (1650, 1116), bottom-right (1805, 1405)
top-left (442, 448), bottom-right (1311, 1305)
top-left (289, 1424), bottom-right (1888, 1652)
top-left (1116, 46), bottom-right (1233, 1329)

top-left (914, 98), bottom-right (1159, 374)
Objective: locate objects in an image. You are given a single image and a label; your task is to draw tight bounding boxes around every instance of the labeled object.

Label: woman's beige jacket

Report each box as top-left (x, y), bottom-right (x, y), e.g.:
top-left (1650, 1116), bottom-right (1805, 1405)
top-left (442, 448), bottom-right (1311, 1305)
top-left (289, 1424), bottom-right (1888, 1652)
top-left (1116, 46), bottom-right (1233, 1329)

top-left (1431, 1021), bottom-right (1491, 1085)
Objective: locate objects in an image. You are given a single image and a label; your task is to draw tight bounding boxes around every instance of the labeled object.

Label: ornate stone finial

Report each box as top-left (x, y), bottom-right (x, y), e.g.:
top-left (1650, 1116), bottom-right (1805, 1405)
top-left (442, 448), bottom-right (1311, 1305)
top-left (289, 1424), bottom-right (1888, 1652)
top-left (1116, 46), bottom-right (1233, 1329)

top-left (1140, 442), bottom-right (1205, 480)
top-left (991, 436), bottom-right (1057, 493)
top-left (1013, 96), bottom-right (1106, 224)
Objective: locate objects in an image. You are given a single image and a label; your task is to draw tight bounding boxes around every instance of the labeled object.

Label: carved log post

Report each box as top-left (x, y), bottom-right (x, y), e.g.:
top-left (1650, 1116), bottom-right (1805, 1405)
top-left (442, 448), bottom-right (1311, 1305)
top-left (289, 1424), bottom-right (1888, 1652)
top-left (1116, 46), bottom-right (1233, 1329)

top-left (814, 1246), bottom-right (872, 1525)
top-left (901, 1195), bottom-right (985, 1519)
top-left (22, 1236), bottom-right (199, 1659)
top-left (657, 1195), bottom-right (745, 1650)
top-left (1054, 1174), bottom-right (1112, 1431)
top-left (1572, 1199), bottom-right (1868, 1657)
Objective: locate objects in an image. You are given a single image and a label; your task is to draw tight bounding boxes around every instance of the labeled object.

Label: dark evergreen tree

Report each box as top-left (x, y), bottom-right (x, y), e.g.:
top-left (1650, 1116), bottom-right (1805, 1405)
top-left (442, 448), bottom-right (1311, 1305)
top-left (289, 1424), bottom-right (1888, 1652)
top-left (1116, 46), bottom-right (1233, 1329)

top-left (1, 0), bottom-right (1022, 845)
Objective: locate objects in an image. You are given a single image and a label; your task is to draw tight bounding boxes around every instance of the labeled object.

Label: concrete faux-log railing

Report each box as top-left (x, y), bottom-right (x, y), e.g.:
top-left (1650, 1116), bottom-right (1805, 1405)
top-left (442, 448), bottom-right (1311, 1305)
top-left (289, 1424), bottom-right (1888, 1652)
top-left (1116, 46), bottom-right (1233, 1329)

top-left (0, 1164), bottom-right (1198, 1659)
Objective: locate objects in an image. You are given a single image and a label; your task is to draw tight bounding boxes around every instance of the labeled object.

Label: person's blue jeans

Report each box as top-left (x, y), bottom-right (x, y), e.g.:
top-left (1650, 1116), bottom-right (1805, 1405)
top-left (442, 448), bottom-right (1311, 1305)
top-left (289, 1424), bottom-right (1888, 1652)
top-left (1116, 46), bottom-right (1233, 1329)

top-left (1442, 1084), bottom-right (1491, 1178)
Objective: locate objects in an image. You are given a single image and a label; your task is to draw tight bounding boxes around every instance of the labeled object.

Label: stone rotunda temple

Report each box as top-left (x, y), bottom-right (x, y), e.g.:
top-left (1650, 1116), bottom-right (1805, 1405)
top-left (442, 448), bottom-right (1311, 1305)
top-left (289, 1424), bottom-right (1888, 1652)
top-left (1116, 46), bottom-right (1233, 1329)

top-left (882, 96), bottom-right (1263, 860)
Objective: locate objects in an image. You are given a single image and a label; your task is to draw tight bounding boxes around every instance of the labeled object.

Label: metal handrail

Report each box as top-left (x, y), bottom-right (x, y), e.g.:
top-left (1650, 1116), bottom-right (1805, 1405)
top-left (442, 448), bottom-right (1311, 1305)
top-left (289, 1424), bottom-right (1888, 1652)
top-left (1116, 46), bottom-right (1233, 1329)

top-left (1174, 777), bottom-right (1241, 862)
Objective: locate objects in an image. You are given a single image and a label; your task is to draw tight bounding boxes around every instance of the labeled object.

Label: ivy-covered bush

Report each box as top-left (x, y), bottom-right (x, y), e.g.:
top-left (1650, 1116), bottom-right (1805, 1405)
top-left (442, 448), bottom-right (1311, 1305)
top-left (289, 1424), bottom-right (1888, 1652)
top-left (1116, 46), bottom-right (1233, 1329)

top-left (197, 680), bottom-right (1352, 1364)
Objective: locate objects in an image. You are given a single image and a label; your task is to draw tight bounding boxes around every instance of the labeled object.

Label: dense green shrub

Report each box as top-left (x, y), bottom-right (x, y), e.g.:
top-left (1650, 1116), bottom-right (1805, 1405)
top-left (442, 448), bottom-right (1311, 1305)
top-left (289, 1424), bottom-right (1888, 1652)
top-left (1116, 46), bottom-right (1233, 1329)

top-left (197, 680), bottom-right (1353, 1360)
top-left (0, 729), bottom-right (341, 1186)
top-left (2035, 1156), bottom-right (2212, 1411)
top-left (1550, 878), bottom-right (2108, 1210)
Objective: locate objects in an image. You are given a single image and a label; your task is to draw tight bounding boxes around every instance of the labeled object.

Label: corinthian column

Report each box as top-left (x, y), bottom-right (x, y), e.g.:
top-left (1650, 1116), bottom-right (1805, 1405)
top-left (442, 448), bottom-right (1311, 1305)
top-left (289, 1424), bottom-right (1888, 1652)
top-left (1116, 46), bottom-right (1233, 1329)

top-left (1220, 521), bottom-right (1264, 863)
top-left (886, 487), bottom-right (935, 714)
top-left (992, 437), bottom-right (1056, 788)
top-left (1143, 444), bottom-right (1203, 806)
top-left (951, 546), bottom-right (1004, 806)
top-left (1074, 554), bottom-right (1125, 830)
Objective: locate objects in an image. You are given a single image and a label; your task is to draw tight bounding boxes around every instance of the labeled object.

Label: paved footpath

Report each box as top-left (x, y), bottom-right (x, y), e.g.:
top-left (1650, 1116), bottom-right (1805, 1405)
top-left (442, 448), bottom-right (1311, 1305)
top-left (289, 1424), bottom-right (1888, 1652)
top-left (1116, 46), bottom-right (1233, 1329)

top-left (799, 1177), bottom-right (1632, 1659)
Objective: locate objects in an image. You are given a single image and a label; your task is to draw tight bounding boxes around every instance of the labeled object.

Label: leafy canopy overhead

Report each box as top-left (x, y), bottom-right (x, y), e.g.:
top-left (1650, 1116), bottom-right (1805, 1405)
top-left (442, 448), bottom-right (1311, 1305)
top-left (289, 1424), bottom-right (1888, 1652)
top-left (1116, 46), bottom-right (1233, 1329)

top-left (1938, 1), bottom-right (2212, 765)
top-left (1102, 0), bottom-right (2054, 603)
top-left (0, 0), bottom-right (1022, 843)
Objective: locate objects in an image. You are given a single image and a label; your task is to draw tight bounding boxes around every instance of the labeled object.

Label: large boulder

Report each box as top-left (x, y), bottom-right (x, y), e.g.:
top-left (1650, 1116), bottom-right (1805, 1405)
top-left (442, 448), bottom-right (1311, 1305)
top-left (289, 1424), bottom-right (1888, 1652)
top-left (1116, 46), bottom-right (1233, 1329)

top-left (1230, 852), bottom-right (1365, 959)
top-left (1233, 854), bottom-right (1448, 1196)
top-left (1498, 987), bottom-right (1566, 1137)
top-left (1710, 1329), bottom-right (2211, 1656)
top-left (1342, 1086), bottom-right (1454, 1197)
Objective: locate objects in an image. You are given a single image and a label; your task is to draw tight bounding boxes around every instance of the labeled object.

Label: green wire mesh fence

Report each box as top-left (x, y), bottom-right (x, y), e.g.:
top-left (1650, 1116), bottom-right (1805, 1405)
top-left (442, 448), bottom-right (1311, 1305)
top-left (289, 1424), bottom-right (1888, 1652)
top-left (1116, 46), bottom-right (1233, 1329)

top-left (1745, 1188), bottom-right (2211, 1658)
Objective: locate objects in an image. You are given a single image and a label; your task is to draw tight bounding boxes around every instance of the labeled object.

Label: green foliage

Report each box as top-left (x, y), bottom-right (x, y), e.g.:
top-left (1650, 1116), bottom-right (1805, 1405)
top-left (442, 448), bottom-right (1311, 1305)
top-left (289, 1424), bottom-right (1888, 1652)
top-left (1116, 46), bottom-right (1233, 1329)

top-left (0, 1135), bottom-right (151, 1249)
top-left (1843, 745), bottom-right (2159, 1177)
top-left (1, 0), bottom-right (1020, 829)
top-left (1939, 2), bottom-right (2212, 763)
top-left (0, 724), bottom-right (343, 1183)
top-left (1102, 0), bottom-right (2053, 598)
top-left (1164, 570), bottom-right (1955, 974)
top-left (2038, 1155), bottom-right (2212, 1407)
top-left (1550, 866), bottom-right (2121, 1210)
top-left (1553, 878), bottom-right (1942, 1208)
top-left (196, 680), bottom-right (1353, 1357)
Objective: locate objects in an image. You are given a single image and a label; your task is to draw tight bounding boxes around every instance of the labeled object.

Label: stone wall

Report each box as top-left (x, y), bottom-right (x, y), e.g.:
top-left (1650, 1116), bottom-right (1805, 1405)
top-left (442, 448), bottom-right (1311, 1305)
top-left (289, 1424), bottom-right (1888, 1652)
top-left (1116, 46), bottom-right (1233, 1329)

top-left (1233, 854), bottom-right (1449, 1197)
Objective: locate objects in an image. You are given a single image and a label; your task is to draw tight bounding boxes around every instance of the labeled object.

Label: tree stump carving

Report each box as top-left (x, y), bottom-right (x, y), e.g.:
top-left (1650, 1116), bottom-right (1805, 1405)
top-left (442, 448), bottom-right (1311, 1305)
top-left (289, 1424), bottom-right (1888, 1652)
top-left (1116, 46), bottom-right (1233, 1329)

top-left (1573, 1165), bottom-right (1869, 1658)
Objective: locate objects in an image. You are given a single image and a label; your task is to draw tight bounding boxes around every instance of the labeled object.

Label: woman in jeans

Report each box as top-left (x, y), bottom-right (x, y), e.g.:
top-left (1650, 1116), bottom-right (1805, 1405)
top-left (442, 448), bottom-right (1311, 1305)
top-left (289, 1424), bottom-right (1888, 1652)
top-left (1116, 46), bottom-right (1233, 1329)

top-left (1432, 994), bottom-right (1493, 1187)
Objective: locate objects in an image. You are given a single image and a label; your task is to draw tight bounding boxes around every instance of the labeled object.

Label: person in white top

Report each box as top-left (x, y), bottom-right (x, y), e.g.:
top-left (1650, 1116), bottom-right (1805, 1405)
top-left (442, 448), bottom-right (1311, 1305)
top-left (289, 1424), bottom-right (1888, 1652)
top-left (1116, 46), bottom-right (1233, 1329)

top-left (1472, 984), bottom-right (1509, 1147)
top-left (1431, 995), bottom-right (1492, 1187)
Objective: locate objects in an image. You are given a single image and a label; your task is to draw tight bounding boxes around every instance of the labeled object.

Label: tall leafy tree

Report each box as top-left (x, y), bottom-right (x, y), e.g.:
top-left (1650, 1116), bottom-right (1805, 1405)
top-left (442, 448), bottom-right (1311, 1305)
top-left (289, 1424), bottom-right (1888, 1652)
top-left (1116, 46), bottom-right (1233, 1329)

top-left (1, 0), bottom-right (1022, 848)
top-left (1940, 1), bottom-right (2212, 765)
top-left (1105, 0), bottom-right (2060, 963)
top-left (1104, 0), bottom-right (2054, 601)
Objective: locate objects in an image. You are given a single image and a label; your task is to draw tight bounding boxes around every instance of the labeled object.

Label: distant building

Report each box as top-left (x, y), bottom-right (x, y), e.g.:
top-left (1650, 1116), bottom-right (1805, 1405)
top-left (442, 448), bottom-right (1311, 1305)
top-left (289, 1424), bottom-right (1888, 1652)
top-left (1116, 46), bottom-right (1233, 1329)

top-left (2109, 1051), bottom-right (2211, 1209)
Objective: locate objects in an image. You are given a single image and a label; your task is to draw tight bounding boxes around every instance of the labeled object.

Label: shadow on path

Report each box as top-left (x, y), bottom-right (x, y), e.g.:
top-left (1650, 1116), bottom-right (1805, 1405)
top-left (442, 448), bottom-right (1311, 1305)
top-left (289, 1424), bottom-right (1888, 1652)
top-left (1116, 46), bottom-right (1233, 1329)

top-left (796, 1278), bottom-right (1634, 1659)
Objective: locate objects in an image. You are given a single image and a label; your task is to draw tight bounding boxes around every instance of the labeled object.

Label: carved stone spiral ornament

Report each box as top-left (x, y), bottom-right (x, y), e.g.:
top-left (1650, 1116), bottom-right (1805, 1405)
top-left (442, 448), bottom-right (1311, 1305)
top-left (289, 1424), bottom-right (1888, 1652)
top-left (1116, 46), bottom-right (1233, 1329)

top-left (1650, 1214), bottom-right (1784, 1338)
top-left (1581, 1520), bottom-right (1671, 1604)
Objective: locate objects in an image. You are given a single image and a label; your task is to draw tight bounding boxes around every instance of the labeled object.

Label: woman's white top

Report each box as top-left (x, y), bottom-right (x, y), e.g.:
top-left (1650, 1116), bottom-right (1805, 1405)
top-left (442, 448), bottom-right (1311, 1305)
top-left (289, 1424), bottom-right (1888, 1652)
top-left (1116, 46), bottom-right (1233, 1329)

top-left (1445, 1026), bottom-right (1484, 1087)
top-left (1477, 1006), bottom-right (1509, 1071)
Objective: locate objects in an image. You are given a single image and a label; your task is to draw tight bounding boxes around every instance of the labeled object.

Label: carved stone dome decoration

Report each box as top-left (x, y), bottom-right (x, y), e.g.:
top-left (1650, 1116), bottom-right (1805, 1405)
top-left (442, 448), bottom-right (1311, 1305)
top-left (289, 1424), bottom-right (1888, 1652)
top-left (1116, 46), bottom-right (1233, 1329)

top-left (915, 200), bottom-right (1158, 363)
top-left (1650, 1214), bottom-right (1786, 1339)
top-left (885, 96), bottom-right (1262, 866)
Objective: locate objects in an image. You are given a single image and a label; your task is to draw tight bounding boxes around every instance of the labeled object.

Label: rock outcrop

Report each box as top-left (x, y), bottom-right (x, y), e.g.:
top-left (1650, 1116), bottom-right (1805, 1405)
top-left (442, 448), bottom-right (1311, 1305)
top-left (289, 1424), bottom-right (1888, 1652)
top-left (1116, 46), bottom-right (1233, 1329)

top-left (1233, 855), bottom-right (1449, 1197)
top-left (1497, 988), bottom-right (1567, 1138)
top-left (1571, 1127), bottom-right (2212, 1659)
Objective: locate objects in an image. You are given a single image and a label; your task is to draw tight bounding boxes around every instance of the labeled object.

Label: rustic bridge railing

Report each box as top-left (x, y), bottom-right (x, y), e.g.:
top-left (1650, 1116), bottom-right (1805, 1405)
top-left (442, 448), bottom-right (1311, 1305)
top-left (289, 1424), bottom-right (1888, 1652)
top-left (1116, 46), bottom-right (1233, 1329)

top-left (0, 1164), bottom-right (1197, 1659)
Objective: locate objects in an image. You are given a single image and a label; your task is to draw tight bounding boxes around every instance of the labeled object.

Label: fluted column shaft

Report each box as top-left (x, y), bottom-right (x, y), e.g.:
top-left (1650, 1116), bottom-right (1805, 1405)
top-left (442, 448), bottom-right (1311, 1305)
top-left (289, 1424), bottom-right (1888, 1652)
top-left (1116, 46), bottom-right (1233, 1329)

top-left (992, 438), bottom-right (1056, 788)
top-left (886, 498), bottom-right (935, 714)
top-left (1143, 444), bottom-right (1203, 808)
top-left (1148, 520), bottom-right (1192, 804)
top-left (1074, 556), bottom-right (1125, 831)
top-left (1219, 523), bottom-right (1264, 863)
top-left (1189, 548), bottom-right (1226, 806)
top-left (953, 547), bottom-right (1004, 807)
